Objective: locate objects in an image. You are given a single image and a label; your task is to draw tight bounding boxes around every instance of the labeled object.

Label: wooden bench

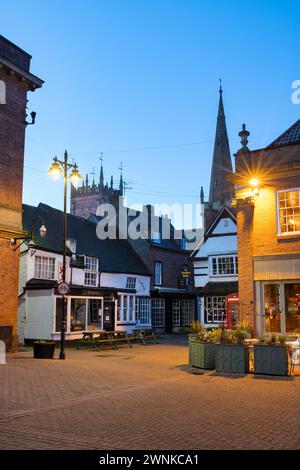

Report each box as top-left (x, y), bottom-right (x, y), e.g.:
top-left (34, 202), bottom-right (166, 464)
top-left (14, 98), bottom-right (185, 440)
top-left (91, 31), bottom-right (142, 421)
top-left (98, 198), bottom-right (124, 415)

top-left (130, 328), bottom-right (158, 345)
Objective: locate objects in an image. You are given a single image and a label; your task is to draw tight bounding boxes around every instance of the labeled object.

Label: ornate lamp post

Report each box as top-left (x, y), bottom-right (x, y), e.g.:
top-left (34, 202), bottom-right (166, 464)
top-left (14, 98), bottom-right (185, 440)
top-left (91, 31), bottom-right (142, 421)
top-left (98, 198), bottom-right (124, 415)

top-left (48, 150), bottom-right (81, 360)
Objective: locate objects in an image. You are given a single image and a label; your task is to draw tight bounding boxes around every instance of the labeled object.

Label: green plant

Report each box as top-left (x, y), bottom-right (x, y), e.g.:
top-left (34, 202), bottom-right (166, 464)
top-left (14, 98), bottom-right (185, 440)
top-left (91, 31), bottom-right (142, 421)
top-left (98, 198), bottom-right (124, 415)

top-left (206, 328), bottom-right (223, 343)
top-left (219, 327), bottom-right (248, 345)
top-left (258, 335), bottom-right (287, 345)
top-left (236, 320), bottom-right (253, 337)
top-left (190, 320), bottom-right (205, 334)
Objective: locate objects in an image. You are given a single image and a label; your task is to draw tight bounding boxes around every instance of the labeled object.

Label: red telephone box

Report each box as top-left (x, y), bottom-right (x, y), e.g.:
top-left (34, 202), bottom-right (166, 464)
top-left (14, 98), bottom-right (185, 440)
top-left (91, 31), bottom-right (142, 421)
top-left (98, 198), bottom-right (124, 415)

top-left (226, 293), bottom-right (239, 329)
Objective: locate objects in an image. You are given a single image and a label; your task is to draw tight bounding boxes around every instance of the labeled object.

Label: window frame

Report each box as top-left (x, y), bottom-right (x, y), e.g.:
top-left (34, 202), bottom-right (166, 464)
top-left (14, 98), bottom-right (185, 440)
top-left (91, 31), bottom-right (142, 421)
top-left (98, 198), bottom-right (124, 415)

top-left (116, 294), bottom-right (136, 324)
top-left (84, 256), bottom-right (99, 287)
top-left (210, 255), bottom-right (238, 277)
top-left (154, 261), bottom-right (163, 286)
top-left (34, 255), bottom-right (56, 280)
top-left (151, 298), bottom-right (165, 327)
top-left (126, 276), bottom-right (137, 290)
top-left (277, 188), bottom-right (300, 236)
top-left (204, 296), bottom-right (227, 324)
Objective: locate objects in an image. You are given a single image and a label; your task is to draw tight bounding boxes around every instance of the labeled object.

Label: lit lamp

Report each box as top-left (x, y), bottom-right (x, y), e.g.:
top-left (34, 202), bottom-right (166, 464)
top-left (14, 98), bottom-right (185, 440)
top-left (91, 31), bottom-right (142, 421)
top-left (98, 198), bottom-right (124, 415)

top-left (249, 177), bottom-right (260, 196)
top-left (48, 150), bottom-right (82, 360)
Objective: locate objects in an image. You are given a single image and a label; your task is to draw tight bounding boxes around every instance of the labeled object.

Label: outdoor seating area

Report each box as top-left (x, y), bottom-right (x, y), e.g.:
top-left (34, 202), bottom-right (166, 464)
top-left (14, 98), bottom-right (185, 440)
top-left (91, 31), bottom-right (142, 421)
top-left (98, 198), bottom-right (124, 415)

top-left (77, 329), bottom-right (159, 351)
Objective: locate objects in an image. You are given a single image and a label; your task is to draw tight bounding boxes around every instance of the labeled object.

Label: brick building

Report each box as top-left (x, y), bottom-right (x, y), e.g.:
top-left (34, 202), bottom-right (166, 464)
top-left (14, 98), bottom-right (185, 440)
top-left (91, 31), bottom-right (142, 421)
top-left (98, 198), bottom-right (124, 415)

top-left (0, 36), bottom-right (43, 348)
top-left (232, 120), bottom-right (300, 337)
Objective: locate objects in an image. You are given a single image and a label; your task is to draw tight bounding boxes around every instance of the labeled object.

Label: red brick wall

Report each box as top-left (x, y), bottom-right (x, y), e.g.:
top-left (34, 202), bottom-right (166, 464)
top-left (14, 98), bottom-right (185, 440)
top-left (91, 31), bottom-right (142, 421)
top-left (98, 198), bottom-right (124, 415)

top-left (0, 41), bottom-right (41, 347)
top-left (149, 247), bottom-right (194, 290)
top-left (236, 168), bottom-right (300, 334)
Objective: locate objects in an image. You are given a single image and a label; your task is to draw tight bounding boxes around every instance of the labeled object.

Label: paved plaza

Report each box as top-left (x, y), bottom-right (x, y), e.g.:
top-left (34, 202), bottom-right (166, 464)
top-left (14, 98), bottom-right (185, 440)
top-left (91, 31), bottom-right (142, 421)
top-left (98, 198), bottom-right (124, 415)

top-left (0, 336), bottom-right (299, 450)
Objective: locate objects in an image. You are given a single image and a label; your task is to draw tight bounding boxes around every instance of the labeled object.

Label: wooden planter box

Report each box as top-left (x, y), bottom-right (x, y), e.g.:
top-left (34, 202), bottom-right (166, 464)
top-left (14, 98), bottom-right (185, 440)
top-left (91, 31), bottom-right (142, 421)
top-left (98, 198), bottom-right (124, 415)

top-left (253, 344), bottom-right (288, 376)
top-left (189, 337), bottom-right (215, 369)
top-left (33, 342), bottom-right (56, 359)
top-left (215, 343), bottom-right (249, 374)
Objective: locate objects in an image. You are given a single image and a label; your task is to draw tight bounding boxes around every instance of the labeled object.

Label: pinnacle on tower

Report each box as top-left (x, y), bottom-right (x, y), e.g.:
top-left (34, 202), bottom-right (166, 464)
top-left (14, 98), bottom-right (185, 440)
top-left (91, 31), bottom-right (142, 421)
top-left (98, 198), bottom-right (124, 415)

top-left (119, 162), bottom-right (124, 196)
top-left (99, 152), bottom-right (104, 187)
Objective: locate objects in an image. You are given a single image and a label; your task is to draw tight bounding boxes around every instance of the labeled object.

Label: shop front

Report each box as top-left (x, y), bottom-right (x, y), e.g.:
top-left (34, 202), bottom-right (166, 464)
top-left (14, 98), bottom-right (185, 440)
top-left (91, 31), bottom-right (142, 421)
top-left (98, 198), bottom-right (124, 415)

top-left (255, 281), bottom-right (300, 337)
top-left (150, 289), bottom-right (196, 333)
top-left (254, 255), bottom-right (300, 337)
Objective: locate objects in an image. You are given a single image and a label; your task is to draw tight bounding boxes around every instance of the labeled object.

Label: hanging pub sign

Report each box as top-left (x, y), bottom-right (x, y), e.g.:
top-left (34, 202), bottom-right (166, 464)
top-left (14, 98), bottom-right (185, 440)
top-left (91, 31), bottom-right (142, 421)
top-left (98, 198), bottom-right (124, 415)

top-left (181, 264), bottom-right (191, 278)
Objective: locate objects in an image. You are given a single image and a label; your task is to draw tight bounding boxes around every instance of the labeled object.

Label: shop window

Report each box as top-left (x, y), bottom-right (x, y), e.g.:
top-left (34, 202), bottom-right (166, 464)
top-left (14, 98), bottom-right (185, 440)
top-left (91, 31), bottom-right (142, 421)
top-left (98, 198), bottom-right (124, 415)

top-left (181, 299), bottom-right (195, 326)
top-left (264, 283), bottom-right (281, 333)
top-left (284, 283), bottom-right (300, 334)
top-left (135, 297), bottom-right (151, 325)
top-left (172, 299), bottom-right (181, 326)
top-left (278, 189), bottom-right (300, 234)
top-left (70, 298), bottom-right (86, 331)
top-left (205, 296), bottom-right (226, 323)
top-left (151, 298), bottom-right (165, 327)
top-left (34, 256), bottom-right (55, 280)
top-left (87, 299), bottom-right (103, 330)
top-left (117, 295), bottom-right (135, 323)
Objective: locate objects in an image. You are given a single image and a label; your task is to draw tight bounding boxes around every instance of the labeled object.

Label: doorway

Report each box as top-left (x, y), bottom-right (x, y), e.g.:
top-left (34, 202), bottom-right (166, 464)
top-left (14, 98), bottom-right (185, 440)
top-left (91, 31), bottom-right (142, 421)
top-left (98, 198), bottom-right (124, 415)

top-left (103, 301), bottom-right (115, 331)
top-left (263, 281), bottom-right (300, 335)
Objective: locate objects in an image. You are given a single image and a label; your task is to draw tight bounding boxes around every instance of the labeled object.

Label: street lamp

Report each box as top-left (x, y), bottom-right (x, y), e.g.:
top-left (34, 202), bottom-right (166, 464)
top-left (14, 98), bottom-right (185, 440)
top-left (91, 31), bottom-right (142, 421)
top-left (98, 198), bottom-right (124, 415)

top-left (48, 150), bottom-right (82, 360)
top-left (10, 216), bottom-right (47, 250)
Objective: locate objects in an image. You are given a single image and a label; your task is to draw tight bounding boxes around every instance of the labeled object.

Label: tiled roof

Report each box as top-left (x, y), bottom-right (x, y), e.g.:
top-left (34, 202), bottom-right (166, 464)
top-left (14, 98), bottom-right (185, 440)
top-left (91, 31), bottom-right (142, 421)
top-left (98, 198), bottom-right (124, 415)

top-left (268, 119), bottom-right (300, 148)
top-left (23, 203), bottom-right (150, 276)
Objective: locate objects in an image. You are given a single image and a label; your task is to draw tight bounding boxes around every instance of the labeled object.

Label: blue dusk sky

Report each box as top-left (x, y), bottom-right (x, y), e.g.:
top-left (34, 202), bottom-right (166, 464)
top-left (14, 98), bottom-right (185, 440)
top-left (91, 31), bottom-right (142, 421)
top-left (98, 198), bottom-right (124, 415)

top-left (1, 0), bottom-right (300, 227)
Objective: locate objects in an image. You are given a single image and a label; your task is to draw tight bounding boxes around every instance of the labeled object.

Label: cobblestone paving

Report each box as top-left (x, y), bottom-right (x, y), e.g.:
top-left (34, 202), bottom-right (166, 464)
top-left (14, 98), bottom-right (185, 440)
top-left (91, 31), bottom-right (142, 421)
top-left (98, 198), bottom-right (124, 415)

top-left (0, 337), bottom-right (299, 450)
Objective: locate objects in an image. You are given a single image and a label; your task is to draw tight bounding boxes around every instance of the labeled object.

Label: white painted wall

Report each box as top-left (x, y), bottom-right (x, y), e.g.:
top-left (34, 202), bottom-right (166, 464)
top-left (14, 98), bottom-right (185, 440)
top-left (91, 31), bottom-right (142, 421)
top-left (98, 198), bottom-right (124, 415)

top-left (24, 289), bottom-right (54, 340)
top-left (193, 218), bottom-right (238, 289)
top-left (100, 273), bottom-right (150, 296)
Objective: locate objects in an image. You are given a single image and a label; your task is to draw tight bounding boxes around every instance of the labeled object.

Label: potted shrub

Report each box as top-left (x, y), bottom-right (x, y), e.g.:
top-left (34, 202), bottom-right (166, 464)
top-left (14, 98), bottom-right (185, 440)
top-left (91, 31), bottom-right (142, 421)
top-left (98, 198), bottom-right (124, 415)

top-left (215, 326), bottom-right (249, 374)
top-left (253, 335), bottom-right (288, 376)
top-left (33, 340), bottom-right (56, 359)
top-left (188, 322), bottom-right (220, 370)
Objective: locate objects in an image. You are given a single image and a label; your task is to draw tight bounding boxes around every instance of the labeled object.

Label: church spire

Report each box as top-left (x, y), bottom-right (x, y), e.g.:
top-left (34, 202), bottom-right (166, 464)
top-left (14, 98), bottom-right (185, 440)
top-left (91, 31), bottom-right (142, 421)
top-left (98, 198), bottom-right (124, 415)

top-left (119, 162), bottom-right (124, 196)
top-left (208, 81), bottom-right (234, 209)
top-left (99, 152), bottom-right (104, 187)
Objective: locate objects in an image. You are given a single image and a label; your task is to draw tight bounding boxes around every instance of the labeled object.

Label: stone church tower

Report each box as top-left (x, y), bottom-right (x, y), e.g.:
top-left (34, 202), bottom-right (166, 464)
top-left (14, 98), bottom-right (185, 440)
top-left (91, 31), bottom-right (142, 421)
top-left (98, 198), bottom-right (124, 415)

top-left (70, 159), bottom-right (123, 218)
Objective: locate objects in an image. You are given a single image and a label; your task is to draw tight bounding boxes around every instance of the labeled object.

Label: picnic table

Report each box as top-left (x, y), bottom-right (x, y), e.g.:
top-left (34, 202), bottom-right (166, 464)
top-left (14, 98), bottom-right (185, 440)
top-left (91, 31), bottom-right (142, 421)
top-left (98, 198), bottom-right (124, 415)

top-left (130, 328), bottom-right (158, 345)
top-left (78, 330), bottom-right (133, 350)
